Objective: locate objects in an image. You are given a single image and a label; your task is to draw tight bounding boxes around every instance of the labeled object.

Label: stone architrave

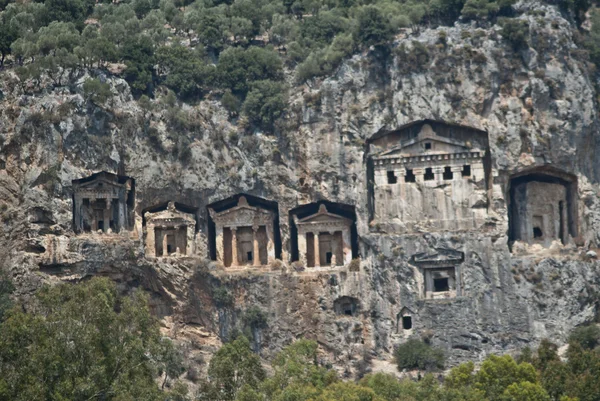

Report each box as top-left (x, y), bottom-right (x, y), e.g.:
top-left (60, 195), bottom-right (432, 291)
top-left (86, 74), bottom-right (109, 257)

top-left (144, 202), bottom-right (196, 258)
top-left (293, 205), bottom-right (353, 268)
top-left (72, 171), bottom-right (133, 234)
top-left (209, 196), bottom-right (276, 268)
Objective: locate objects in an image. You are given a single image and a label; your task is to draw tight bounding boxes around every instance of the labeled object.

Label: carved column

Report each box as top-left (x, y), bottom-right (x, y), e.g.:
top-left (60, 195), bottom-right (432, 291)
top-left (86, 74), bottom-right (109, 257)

top-left (231, 228), bottom-right (238, 267)
top-left (162, 229), bottom-right (168, 256)
top-left (313, 232), bottom-right (320, 267)
top-left (145, 220), bottom-right (156, 257)
top-left (450, 166), bottom-right (462, 178)
top-left (413, 168), bottom-right (425, 183)
top-left (342, 228), bottom-right (352, 266)
top-left (266, 223), bottom-right (276, 263)
top-left (104, 198), bottom-right (111, 233)
top-left (252, 226), bottom-right (260, 266)
top-left (433, 167), bottom-right (444, 183)
top-left (297, 230), bottom-right (307, 265)
top-left (215, 225), bottom-right (224, 264)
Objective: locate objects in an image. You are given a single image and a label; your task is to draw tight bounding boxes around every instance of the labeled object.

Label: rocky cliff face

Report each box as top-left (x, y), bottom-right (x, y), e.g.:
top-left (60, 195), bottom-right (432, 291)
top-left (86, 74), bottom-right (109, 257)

top-left (1, 0), bottom-right (600, 379)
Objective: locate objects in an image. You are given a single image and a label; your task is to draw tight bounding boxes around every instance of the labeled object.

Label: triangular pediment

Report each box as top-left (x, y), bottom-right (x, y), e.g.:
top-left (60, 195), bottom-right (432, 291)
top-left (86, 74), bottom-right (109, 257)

top-left (411, 248), bottom-right (464, 266)
top-left (78, 177), bottom-right (121, 190)
top-left (296, 204), bottom-right (352, 226)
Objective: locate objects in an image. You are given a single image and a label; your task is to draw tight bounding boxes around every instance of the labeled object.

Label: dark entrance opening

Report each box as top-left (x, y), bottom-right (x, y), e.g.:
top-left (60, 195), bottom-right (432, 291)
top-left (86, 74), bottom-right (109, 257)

top-left (326, 252), bottom-right (332, 264)
top-left (405, 169), bottom-right (416, 183)
top-left (247, 251), bottom-right (253, 261)
top-left (424, 168), bottom-right (434, 181)
top-left (462, 165), bottom-right (471, 177)
top-left (533, 227), bottom-right (543, 238)
top-left (402, 316), bottom-right (412, 330)
top-left (387, 171), bottom-right (397, 184)
top-left (443, 166), bottom-right (453, 180)
top-left (434, 277), bottom-right (449, 292)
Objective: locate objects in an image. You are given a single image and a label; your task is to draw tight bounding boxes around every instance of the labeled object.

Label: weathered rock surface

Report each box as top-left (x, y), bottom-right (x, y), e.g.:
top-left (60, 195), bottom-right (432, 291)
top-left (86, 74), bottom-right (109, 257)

top-left (1, 0), bottom-right (600, 379)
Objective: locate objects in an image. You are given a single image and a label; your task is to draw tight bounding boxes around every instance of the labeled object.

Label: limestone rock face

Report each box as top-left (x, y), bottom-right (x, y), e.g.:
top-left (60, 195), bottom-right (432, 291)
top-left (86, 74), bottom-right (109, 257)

top-left (1, 0), bottom-right (600, 378)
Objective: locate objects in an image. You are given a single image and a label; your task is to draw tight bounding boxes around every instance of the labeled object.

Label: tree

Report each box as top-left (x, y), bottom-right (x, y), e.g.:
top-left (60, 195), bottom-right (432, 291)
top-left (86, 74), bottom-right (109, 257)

top-left (121, 34), bottom-right (155, 94)
top-left (198, 336), bottom-right (265, 401)
top-left (242, 80), bottom-right (288, 130)
top-left (568, 325), bottom-right (600, 350)
top-left (474, 355), bottom-right (538, 400)
top-left (0, 277), bottom-right (175, 401)
top-left (43, 0), bottom-right (96, 28)
top-left (394, 339), bottom-right (445, 371)
top-left (502, 382), bottom-right (551, 401)
top-left (217, 46), bottom-right (283, 94)
top-left (354, 6), bottom-right (393, 48)
top-left (83, 77), bottom-right (113, 105)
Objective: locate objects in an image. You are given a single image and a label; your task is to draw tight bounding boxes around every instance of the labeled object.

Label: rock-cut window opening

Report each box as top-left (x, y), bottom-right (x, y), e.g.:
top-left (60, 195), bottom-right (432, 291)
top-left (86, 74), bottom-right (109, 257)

top-left (462, 165), bottom-right (471, 177)
top-left (443, 166), bottom-right (453, 180)
top-left (402, 316), bottom-right (412, 330)
top-left (405, 169), bottom-right (416, 183)
top-left (433, 277), bottom-right (450, 292)
top-left (387, 171), bottom-right (397, 184)
top-left (425, 142), bottom-right (432, 150)
top-left (424, 168), bottom-right (434, 181)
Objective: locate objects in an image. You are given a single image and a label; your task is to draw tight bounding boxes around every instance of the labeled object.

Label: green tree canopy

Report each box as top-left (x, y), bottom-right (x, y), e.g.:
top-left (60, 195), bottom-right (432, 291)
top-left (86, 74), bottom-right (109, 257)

top-left (0, 277), bottom-right (181, 401)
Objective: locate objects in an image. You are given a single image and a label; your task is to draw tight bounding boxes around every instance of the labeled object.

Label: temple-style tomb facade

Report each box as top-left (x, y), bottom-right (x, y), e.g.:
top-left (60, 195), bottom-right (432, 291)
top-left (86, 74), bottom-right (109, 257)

top-left (369, 120), bottom-right (490, 232)
top-left (209, 196), bottom-right (276, 267)
top-left (509, 166), bottom-right (578, 247)
top-left (144, 202), bottom-right (196, 257)
top-left (72, 171), bottom-right (134, 233)
top-left (294, 204), bottom-right (353, 267)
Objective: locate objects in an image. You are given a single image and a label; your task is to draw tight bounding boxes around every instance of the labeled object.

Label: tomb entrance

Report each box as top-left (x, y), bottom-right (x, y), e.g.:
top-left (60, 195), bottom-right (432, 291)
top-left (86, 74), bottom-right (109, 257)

top-left (72, 171), bottom-right (134, 234)
top-left (292, 204), bottom-right (354, 268)
top-left (411, 248), bottom-right (464, 300)
top-left (509, 167), bottom-right (578, 247)
top-left (368, 120), bottom-right (490, 232)
top-left (144, 202), bottom-right (196, 257)
top-left (209, 196), bottom-right (277, 268)
top-left (334, 296), bottom-right (360, 317)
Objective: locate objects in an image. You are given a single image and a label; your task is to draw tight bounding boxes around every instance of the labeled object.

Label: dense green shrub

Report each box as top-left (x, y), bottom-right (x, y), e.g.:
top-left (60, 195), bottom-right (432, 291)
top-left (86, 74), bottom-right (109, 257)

top-left (82, 77), bottom-right (112, 104)
top-left (568, 324), bottom-right (600, 350)
top-left (242, 80), bottom-right (288, 129)
top-left (499, 17), bottom-right (529, 50)
top-left (0, 277), bottom-right (184, 401)
top-left (217, 46), bottom-right (283, 94)
top-left (394, 339), bottom-right (445, 371)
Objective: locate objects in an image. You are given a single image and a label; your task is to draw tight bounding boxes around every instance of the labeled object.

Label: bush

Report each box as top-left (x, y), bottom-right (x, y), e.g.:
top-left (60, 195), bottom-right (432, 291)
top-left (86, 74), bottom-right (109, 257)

top-left (354, 6), bottom-right (393, 48)
top-left (499, 17), bottom-right (529, 50)
top-left (82, 78), bottom-right (112, 105)
top-left (242, 80), bottom-right (288, 130)
top-left (217, 46), bottom-right (283, 95)
top-left (569, 325), bottom-right (600, 350)
top-left (394, 339), bottom-right (445, 371)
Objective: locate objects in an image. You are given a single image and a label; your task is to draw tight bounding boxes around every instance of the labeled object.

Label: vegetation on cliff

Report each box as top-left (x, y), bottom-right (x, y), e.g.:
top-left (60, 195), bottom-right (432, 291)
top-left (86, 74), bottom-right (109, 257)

top-left (0, 0), bottom-right (597, 129)
top-left (0, 278), bottom-right (599, 400)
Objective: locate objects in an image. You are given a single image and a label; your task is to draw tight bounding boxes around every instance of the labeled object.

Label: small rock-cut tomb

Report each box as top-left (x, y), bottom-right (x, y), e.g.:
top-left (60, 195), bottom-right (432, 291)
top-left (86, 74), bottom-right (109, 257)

top-left (293, 204), bottom-right (353, 267)
top-left (144, 202), bottom-right (196, 257)
top-left (72, 171), bottom-right (134, 233)
top-left (209, 196), bottom-right (276, 267)
top-left (369, 120), bottom-right (489, 232)
top-left (334, 296), bottom-right (360, 316)
top-left (509, 167), bottom-right (578, 247)
top-left (411, 248), bottom-right (464, 300)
